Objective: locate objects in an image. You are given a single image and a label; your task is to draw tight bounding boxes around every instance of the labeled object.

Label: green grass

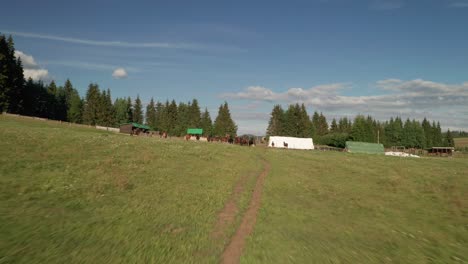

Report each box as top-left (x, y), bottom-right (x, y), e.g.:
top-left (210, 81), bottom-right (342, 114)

top-left (1, 115), bottom-right (468, 263)
top-left (0, 115), bottom-right (263, 263)
top-left (242, 150), bottom-right (468, 263)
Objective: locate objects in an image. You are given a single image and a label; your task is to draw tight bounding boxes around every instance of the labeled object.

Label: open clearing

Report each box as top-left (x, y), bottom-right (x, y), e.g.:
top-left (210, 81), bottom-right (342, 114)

top-left (1, 115), bottom-right (467, 263)
top-left (455, 137), bottom-right (468, 148)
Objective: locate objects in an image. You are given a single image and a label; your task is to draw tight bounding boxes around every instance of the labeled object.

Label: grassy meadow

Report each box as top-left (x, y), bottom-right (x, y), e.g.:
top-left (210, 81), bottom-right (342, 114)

top-left (0, 115), bottom-right (263, 263)
top-left (242, 150), bottom-right (468, 263)
top-left (1, 115), bottom-right (467, 263)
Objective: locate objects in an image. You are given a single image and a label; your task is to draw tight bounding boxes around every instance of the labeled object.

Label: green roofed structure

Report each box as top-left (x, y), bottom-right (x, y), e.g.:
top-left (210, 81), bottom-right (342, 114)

top-left (120, 123), bottom-right (151, 135)
top-left (187, 128), bottom-right (203, 135)
top-left (345, 141), bottom-right (384, 155)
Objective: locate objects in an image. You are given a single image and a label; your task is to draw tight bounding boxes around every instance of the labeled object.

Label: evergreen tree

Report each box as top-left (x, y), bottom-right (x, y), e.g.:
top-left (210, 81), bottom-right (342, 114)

top-left (55, 85), bottom-right (68, 121)
top-left (46, 81), bottom-right (58, 119)
top-left (154, 101), bottom-right (164, 131)
top-left (189, 98), bottom-right (201, 128)
top-left (126, 97), bottom-right (133, 123)
top-left (0, 34), bottom-right (25, 114)
top-left (67, 91), bottom-right (83, 123)
top-left (351, 115), bottom-right (374, 142)
top-left (175, 102), bottom-right (190, 136)
top-left (444, 129), bottom-right (455, 147)
top-left (421, 118), bottom-right (433, 148)
top-left (133, 96), bottom-right (143, 124)
top-left (101, 89), bottom-right (115, 126)
top-left (145, 98), bottom-right (157, 129)
top-left (338, 117), bottom-right (352, 133)
top-left (114, 98), bottom-right (129, 125)
top-left (330, 118), bottom-right (338, 133)
top-left (165, 100), bottom-right (178, 135)
top-left (284, 104), bottom-right (301, 137)
top-left (266, 104), bottom-right (285, 136)
top-left (213, 101), bottom-right (237, 137)
top-left (82, 83), bottom-right (100, 125)
top-left (298, 104), bottom-right (313, 137)
top-left (200, 107), bottom-right (213, 137)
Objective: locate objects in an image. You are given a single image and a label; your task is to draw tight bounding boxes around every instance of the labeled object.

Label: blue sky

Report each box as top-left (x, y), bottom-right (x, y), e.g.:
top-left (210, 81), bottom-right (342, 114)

top-left (3, 0), bottom-right (468, 134)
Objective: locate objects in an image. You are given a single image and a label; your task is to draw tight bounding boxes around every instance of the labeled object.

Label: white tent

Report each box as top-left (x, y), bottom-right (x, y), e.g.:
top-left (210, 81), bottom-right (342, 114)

top-left (268, 136), bottom-right (314, 150)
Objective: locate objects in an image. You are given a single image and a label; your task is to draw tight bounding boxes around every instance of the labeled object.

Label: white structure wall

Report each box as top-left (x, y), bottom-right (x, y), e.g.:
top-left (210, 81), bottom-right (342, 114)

top-left (268, 136), bottom-right (314, 150)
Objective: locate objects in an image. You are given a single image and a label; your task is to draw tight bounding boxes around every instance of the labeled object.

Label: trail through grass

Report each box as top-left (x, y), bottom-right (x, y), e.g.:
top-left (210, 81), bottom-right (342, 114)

top-left (0, 116), bottom-right (262, 263)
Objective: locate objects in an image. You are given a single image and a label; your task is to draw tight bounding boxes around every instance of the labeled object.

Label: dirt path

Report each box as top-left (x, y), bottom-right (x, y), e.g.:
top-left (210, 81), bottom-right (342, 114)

top-left (221, 160), bottom-right (270, 264)
top-left (211, 173), bottom-right (252, 240)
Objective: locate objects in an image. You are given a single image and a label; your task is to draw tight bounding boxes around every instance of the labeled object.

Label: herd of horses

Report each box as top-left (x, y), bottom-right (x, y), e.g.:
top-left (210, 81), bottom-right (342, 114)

top-left (186, 134), bottom-right (256, 146)
top-left (130, 128), bottom-right (256, 146)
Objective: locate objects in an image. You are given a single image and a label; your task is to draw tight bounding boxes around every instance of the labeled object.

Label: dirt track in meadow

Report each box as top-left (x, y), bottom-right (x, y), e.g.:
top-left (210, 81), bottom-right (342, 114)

top-left (213, 159), bottom-right (270, 264)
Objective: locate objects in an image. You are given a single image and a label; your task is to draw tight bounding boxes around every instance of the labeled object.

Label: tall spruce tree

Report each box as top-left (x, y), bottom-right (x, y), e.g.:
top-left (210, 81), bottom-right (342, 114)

top-left (189, 99), bottom-right (201, 128)
top-left (82, 83), bottom-right (100, 125)
top-left (133, 96), bottom-right (143, 124)
top-left (266, 104), bottom-right (285, 136)
top-left (200, 107), bottom-right (213, 137)
top-left (213, 101), bottom-right (237, 137)
top-left (444, 129), bottom-right (455, 147)
top-left (67, 90), bottom-right (83, 123)
top-left (166, 100), bottom-right (178, 135)
top-left (145, 98), bottom-right (157, 129)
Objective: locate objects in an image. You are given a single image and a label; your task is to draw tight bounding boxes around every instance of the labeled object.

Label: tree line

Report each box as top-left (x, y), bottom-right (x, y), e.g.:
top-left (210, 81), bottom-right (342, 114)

top-left (266, 103), bottom-right (456, 148)
top-left (0, 34), bottom-right (237, 137)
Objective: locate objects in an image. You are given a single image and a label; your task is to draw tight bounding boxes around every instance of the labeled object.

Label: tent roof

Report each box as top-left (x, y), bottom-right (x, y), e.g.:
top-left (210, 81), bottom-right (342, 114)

top-left (187, 128), bottom-right (203, 135)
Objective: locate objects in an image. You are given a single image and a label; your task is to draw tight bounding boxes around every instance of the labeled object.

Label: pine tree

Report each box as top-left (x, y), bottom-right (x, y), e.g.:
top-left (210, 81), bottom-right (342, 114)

top-left (298, 104), bottom-right (313, 137)
top-left (102, 89), bottom-right (115, 126)
top-left (55, 85), bottom-right (68, 121)
top-left (213, 101), bottom-right (237, 137)
top-left (145, 97), bottom-right (157, 129)
top-left (154, 101), bottom-right (164, 131)
top-left (200, 107), bottom-right (213, 137)
top-left (330, 118), bottom-right (338, 133)
top-left (189, 98), bottom-right (201, 128)
top-left (0, 35), bottom-right (25, 114)
top-left (444, 129), bottom-right (455, 147)
top-left (283, 104), bottom-right (300, 137)
top-left (167, 100), bottom-right (178, 135)
top-left (0, 34), bottom-right (9, 112)
top-left (422, 118), bottom-right (433, 148)
top-left (351, 115), bottom-right (374, 142)
top-left (132, 95), bottom-right (143, 124)
top-left (126, 97), bottom-right (133, 123)
top-left (266, 105), bottom-right (285, 136)
top-left (82, 83), bottom-right (100, 125)
top-left (176, 101), bottom-right (190, 136)
top-left (46, 81), bottom-right (58, 119)
top-left (114, 98), bottom-right (128, 125)
top-left (67, 90), bottom-right (83, 123)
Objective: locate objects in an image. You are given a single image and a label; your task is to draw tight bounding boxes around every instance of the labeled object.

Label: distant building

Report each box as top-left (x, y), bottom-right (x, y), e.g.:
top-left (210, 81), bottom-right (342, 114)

top-left (120, 123), bottom-right (151, 135)
top-left (427, 147), bottom-right (454, 157)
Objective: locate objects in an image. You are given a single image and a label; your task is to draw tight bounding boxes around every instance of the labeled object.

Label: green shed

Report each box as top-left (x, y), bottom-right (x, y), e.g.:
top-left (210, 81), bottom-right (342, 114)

top-left (187, 128), bottom-right (203, 135)
top-left (120, 123), bottom-right (151, 135)
top-left (345, 141), bottom-right (384, 154)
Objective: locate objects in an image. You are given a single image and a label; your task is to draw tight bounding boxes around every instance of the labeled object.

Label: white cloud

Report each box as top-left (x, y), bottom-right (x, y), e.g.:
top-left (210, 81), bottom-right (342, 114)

top-left (43, 61), bottom-right (139, 72)
top-left (223, 79), bottom-right (468, 132)
top-left (3, 30), bottom-right (245, 52)
top-left (14, 51), bottom-right (37, 68)
top-left (14, 50), bottom-right (49, 81)
top-left (112, 68), bottom-right (128, 79)
top-left (23, 69), bottom-right (50, 81)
